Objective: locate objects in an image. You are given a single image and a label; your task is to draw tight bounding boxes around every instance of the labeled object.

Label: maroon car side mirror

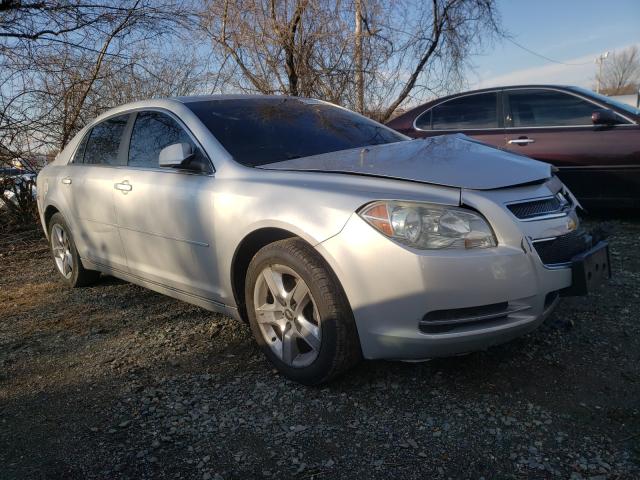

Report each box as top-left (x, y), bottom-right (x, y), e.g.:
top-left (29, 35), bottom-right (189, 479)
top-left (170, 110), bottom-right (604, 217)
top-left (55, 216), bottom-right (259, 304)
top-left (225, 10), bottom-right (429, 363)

top-left (592, 108), bottom-right (618, 126)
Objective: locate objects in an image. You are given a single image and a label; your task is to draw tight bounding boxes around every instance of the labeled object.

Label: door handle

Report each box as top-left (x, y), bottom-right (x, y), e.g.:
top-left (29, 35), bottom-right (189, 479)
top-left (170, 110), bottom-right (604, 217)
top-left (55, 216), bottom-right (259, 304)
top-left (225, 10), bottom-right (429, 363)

top-left (114, 181), bottom-right (132, 193)
top-left (61, 177), bottom-right (72, 185)
top-left (508, 138), bottom-right (535, 145)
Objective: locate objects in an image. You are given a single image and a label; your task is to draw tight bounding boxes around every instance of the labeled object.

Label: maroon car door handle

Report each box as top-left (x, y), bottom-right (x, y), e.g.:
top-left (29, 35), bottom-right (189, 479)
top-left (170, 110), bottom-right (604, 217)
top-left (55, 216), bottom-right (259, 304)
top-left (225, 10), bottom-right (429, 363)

top-left (508, 137), bottom-right (535, 146)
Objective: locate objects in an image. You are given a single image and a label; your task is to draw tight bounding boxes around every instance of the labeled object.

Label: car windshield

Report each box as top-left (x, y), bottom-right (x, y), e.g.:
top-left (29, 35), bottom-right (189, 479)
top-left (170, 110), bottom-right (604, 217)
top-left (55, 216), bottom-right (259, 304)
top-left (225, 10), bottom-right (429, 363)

top-left (569, 86), bottom-right (640, 117)
top-left (186, 98), bottom-right (406, 166)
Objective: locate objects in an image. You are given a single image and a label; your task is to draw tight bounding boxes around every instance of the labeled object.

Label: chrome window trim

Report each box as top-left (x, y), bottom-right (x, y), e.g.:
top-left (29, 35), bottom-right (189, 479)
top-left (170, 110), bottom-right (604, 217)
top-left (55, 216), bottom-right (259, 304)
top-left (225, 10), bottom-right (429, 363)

top-left (506, 124), bottom-right (638, 130)
top-left (61, 162), bottom-right (215, 178)
top-left (412, 86), bottom-right (638, 133)
top-left (413, 89), bottom-right (502, 132)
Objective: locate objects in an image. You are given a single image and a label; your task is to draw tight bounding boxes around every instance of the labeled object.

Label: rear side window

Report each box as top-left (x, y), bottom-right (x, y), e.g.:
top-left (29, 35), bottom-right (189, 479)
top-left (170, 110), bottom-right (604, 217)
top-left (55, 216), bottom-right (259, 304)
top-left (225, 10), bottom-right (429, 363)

top-left (83, 115), bottom-right (129, 165)
top-left (417, 93), bottom-right (498, 130)
top-left (507, 89), bottom-right (596, 127)
top-left (128, 111), bottom-right (203, 169)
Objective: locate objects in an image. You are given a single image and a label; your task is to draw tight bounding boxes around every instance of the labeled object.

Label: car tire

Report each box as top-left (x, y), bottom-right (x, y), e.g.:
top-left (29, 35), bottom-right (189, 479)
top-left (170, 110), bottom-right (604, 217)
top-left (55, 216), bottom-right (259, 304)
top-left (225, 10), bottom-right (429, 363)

top-left (48, 212), bottom-right (100, 287)
top-left (245, 238), bottom-right (361, 385)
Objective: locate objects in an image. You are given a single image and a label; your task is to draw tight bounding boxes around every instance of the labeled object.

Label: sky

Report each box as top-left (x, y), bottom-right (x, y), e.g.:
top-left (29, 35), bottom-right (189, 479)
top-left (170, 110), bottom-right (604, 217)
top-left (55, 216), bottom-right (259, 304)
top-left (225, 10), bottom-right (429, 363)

top-left (468, 0), bottom-right (640, 90)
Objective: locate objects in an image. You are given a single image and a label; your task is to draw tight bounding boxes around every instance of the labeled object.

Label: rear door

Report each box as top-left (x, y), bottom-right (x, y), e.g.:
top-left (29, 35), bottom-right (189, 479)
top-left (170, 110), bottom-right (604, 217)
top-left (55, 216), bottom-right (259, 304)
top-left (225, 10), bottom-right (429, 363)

top-left (112, 110), bottom-right (221, 300)
top-left (412, 91), bottom-right (506, 147)
top-left (502, 88), bottom-right (640, 205)
top-left (60, 114), bottom-right (130, 270)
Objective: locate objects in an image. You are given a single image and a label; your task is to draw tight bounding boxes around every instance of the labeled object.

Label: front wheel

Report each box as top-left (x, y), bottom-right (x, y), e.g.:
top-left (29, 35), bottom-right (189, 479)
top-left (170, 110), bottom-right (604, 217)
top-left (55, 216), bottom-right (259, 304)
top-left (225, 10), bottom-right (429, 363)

top-left (245, 238), bottom-right (361, 385)
top-left (48, 212), bottom-right (100, 287)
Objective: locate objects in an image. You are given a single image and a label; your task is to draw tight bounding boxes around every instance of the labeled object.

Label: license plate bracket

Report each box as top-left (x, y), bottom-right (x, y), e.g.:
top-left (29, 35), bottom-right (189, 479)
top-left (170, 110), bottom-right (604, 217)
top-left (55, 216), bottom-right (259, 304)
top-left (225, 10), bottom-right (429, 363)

top-left (562, 241), bottom-right (611, 296)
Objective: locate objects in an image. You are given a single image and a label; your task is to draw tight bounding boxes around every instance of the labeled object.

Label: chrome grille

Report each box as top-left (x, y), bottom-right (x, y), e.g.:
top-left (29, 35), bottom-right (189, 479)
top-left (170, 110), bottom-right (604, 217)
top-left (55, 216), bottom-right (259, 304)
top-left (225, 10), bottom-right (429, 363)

top-left (533, 229), bottom-right (592, 266)
top-left (507, 196), bottom-right (565, 220)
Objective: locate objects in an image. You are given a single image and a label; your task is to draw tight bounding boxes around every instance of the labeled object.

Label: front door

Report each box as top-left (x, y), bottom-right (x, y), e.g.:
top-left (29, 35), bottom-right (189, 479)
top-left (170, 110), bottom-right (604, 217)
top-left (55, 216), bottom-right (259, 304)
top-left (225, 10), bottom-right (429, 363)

top-left (112, 110), bottom-right (221, 301)
top-left (502, 88), bottom-right (640, 206)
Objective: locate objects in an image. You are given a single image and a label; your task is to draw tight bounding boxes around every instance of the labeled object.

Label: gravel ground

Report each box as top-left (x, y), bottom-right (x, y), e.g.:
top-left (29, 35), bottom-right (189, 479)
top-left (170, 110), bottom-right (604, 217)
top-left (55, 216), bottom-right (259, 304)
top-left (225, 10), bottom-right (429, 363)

top-left (0, 217), bottom-right (639, 479)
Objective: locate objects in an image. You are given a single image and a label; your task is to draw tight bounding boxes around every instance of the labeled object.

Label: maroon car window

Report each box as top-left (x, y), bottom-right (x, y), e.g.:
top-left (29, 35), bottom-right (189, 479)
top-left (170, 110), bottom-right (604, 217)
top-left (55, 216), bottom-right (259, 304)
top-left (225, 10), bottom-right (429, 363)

top-left (417, 92), bottom-right (498, 130)
top-left (507, 90), bottom-right (596, 127)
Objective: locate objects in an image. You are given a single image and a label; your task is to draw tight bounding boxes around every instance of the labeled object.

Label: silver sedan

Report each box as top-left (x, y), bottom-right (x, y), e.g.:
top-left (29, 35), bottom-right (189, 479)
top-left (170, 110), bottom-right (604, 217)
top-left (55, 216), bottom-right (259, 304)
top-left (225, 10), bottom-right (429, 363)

top-left (36, 96), bottom-right (610, 384)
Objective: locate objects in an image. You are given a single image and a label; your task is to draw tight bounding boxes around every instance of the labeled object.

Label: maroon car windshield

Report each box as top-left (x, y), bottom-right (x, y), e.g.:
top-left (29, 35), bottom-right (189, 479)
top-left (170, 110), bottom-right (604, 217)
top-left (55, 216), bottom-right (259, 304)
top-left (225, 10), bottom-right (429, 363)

top-left (186, 98), bottom-right (406, 166)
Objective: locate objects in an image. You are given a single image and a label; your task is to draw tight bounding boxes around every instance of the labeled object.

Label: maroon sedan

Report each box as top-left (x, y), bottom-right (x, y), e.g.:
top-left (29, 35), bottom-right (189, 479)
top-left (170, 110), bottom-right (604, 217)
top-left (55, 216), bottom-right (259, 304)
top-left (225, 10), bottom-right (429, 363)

top-left (386, 85), bottom-right (640, 208)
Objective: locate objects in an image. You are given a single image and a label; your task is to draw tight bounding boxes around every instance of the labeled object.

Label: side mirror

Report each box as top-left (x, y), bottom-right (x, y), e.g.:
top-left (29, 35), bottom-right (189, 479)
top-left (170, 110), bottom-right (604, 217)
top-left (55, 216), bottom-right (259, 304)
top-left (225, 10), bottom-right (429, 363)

top-left (159, 143), bottom-right (194, 168)
top-left (592, 108), bottom-right (618, 126)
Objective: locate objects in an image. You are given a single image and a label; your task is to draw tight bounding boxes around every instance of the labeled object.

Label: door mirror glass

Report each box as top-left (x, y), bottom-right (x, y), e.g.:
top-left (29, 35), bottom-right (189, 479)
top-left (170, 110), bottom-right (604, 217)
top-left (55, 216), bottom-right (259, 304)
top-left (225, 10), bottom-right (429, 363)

top-left (591, 108), bottom-right (618, 126)
top-left (159, 143), bottom-right (193, 167)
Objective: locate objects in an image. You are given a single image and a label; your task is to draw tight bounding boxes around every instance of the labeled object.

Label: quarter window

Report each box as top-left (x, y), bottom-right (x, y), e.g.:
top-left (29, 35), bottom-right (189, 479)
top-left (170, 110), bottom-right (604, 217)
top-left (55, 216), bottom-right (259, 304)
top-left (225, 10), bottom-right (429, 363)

top-left (417, 92), bottom-right (498, 130)
top-left (128, 111), bottom-right (205, 169)
top-left (83, 115), bottom-right (129, 165)
top-left (72, 131), bottom-right (90, 164)
top-left (507, 90), bottom-right (596, 127)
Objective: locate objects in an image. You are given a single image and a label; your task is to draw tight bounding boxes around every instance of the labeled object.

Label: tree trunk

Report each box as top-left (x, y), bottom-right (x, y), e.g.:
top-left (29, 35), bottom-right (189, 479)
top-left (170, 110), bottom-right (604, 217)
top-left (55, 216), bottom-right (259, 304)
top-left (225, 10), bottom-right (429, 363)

top-left (354, 0), bottom-right (364, 113)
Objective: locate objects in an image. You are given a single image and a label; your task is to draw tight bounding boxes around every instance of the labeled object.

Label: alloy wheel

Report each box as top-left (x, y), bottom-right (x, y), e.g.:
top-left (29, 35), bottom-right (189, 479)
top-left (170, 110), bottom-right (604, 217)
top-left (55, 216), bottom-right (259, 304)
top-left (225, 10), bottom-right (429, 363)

top-left (51, 224), bottom-right (73, 279)
top-left (253, 264), bottom-right (321, 367)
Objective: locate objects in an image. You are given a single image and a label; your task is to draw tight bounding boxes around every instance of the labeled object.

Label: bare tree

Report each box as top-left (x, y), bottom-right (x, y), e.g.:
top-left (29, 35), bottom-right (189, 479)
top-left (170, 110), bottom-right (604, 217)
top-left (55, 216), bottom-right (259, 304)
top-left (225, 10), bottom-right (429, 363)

top-left (596, 46), bottom-right (640, 96)
top-left (199, 0), bottom-right (502, 121)
top-left (354, 0), bottom-right (364, 113)
top-left (0, 0), bottom-right (208, 228)
top-left (1, 1), bottom-right (205, 161)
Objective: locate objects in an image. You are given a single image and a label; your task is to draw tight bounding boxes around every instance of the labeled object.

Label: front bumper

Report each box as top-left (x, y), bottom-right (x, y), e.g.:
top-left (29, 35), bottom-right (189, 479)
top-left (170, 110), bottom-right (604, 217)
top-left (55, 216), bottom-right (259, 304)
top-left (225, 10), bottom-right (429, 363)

top-left (316, 212), bottom-right (575, 360)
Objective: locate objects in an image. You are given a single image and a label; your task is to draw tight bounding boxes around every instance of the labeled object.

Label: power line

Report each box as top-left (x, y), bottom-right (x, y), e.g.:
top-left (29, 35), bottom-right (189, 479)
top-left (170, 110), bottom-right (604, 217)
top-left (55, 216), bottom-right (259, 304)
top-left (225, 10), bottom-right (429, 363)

top-left (505, 37), bottom-right (593, 66)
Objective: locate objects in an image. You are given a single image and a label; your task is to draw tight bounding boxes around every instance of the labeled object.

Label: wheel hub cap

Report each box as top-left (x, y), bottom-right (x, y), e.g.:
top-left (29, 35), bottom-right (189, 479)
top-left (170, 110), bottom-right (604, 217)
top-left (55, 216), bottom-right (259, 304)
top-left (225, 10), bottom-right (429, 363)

top-left (253, 264), bottom-right (321, 368)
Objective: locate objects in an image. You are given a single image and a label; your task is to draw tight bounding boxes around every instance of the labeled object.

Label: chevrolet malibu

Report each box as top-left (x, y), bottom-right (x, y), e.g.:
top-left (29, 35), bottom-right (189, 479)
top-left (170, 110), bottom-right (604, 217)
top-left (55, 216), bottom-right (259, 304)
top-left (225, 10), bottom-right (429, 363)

top-left (36, 96), bottom-right (610, 384)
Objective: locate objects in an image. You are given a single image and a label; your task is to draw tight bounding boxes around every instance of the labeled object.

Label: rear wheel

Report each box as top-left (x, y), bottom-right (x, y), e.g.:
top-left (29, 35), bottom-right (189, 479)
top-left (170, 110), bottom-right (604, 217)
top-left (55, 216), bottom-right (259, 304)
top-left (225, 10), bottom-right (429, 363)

top-left (245, 238), bottom-right (361, 385)
top-left (48, 212), bottom-right (100, 287)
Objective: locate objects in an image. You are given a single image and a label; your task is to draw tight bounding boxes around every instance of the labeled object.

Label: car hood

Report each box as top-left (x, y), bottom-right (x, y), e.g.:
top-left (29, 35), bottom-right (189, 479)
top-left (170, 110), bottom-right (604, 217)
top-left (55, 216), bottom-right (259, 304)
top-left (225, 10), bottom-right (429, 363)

top-left (260, 134), bottom-right (552, 190)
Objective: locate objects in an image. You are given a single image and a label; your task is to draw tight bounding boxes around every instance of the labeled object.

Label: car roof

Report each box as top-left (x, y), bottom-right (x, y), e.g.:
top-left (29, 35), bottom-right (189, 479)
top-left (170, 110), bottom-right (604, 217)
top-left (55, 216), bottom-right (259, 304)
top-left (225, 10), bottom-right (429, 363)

top-left (419, 84), bottom-right (577, 103)
top-left (88, 94), bottom-right (320, 126)
top-left (172, 94), bottom-right (301, 103)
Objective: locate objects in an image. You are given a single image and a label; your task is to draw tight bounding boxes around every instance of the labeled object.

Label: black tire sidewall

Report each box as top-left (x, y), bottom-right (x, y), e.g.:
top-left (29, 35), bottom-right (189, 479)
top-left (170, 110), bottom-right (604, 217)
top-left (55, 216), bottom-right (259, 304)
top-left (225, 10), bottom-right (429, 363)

top-left (245, 242), bottom-right (343, 385)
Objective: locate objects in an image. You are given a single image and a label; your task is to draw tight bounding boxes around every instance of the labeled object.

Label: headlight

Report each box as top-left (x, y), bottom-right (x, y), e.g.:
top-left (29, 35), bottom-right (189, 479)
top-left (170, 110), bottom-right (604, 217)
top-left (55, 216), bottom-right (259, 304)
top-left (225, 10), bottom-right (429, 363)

top-left (358, 201), bottom-right (497, 250)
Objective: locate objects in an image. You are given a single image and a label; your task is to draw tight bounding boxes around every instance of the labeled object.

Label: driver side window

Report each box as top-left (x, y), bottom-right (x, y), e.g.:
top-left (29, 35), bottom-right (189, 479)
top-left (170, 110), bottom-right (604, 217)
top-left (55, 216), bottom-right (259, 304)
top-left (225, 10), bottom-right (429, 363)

top-left (128, 111), bottom-right (209, 171)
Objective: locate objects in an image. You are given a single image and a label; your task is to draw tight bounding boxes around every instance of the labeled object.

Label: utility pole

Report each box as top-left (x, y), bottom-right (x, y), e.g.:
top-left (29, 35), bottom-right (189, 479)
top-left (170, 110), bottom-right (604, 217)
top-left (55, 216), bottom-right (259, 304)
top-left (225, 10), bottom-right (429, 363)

top-left (355, 0), bottom-right (364, 114)
top-left (595, 51), bottom-right (609, 94)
